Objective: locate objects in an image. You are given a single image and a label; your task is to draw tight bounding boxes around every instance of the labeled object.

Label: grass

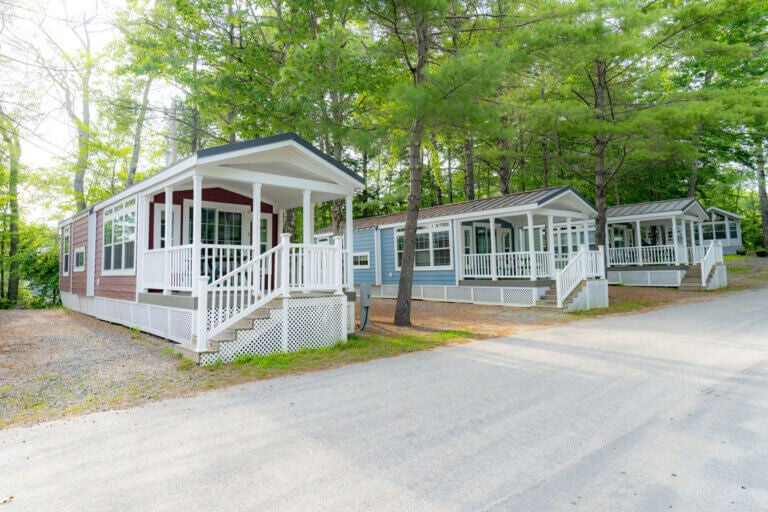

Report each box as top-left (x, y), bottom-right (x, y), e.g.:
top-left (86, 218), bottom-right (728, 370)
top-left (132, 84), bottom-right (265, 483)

top-left (724, 254), bottom-right (748, 261)
top-left (230, 330), bottom-right (472, 378)
top-left (727, 266), bottom-right (751, 273)
top-left (572, 299), bottom-right (654, 317)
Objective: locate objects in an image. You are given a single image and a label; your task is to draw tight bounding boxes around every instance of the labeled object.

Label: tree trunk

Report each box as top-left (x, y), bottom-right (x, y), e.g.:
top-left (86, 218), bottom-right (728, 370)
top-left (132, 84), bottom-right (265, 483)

top-left (283, 208), bottom-right (297, 241)
top-left (756, 139), bottom-right (768, 249)
top-left (541, 133), bottom-right (549, 188)
top-left (125, 78), bottom-right (153, 187)
top-left (463, 138), bottom-right (475, 200)
top-left (0, 110), bottom-right (21, 302)
top-left (331, 137), bottom-right (345, 236)
top-left (498, 140), bottom-right (512, 195)
top-left (593, 60), bottom-right (610, 249)
top-left (394, 15), bottom-right (428, 327)
top-left (687, 122), bottom-right (703, 198)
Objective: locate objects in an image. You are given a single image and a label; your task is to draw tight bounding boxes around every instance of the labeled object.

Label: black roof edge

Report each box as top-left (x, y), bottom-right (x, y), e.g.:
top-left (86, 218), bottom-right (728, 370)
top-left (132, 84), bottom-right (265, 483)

top-left (198, 132), bottom-right (365, 186)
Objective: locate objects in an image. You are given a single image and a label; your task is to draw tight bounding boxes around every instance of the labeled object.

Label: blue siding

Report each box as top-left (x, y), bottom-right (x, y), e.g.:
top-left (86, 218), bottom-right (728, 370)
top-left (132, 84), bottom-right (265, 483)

top-left (380, 227), bottom-right (457, 286)
top-left (352, 229), bottom-right (377, 285)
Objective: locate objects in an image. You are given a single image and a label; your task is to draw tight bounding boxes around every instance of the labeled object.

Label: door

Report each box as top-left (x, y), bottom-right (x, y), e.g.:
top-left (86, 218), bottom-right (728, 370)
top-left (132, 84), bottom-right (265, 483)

top-left (153, 203), bottom-right (182, 248)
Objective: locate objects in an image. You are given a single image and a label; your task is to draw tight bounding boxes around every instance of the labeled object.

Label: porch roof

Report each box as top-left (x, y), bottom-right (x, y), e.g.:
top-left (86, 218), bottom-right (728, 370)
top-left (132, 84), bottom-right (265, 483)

top-left (607, 198), bottom-right (708, 223)
top-left (316, 186), bottom-right (594, 235)
top-left (60, 133), bottom-right (364, 227)
top-left (706, 206), bottom-right (741, 220)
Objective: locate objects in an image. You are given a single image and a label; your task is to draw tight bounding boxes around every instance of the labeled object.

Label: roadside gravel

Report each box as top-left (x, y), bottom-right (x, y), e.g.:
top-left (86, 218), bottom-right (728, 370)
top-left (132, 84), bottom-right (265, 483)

top-left (0, 309), bottom-right (228, 428)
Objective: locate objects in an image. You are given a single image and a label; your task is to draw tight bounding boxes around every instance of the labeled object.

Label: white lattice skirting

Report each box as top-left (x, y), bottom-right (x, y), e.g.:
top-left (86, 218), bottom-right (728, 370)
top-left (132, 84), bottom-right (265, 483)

top-left (370, 284), bottom-right (540, 307)
top-left (60, 292), bottom-right (194, 344)
top-left (200, 294), bottom-right (349, 365)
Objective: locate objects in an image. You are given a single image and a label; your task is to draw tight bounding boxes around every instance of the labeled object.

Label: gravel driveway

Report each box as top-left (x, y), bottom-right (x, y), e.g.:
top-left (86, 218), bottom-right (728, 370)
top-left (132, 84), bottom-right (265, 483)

top-left (1, 289), bottom-right (766, 511)
top-left (0, 309), bottom-right (227, 427)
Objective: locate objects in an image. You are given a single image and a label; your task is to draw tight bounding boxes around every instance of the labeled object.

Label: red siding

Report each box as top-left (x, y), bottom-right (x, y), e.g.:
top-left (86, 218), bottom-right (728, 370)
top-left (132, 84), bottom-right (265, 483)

top-left (148, 187), bottom-right (277, 249)
top-left (70, 216), bottom-right (89, 295)
top-left (95, 209), bottom-right (137, 301)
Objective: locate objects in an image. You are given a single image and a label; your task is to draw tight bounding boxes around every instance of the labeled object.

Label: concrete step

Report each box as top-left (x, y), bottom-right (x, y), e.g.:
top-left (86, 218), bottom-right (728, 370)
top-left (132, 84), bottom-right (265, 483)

top-left (173, 343), bottom-right (216, 364)
top-left (535, 300), bottom-right (562, 309)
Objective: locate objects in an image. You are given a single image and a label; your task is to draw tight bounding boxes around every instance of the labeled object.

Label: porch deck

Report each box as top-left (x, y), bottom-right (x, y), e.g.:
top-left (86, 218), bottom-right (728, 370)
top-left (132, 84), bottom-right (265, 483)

top-left (458, 278), bottom-right (553, 288)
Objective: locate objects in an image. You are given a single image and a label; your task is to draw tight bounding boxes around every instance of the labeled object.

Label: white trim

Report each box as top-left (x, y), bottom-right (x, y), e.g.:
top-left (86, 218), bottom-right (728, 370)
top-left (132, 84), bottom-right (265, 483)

top-left (394, 222), bottom-right (454, 272)
top-left (352, 252), bottom-right (370, 269)
top-left (62, 226), bottom-right (71, 277)
top-left (181, 198), bottom-right (252, 245)
top-left (101, 196), bottom-right (138, 277)
top-left (374, 228), bottom-right (382, 286)
top-left (73, 246), bottom-right (86, 272)
top-left (152, 203), bottom-right (182, 248)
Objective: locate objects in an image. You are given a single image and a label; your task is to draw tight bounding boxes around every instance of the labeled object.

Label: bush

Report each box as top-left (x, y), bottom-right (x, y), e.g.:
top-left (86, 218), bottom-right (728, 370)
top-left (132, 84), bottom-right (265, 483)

top-left (756, 249), bottom-right (768, 258)
top-left (736, 249), bottom-right (746, 256)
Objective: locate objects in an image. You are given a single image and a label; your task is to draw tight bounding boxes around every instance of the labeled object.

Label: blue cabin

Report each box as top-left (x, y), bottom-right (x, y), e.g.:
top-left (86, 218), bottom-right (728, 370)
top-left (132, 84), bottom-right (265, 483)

top-left (316, 186), bottom-right (609, 310)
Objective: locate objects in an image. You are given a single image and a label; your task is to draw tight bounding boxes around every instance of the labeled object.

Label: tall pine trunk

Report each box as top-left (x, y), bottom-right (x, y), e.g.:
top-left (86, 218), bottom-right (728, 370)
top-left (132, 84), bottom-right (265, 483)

top-left (125, 78), bottom-right (153, 187)
top-left (593, 60), bottom-right (610, 249)
top-left (0, 111), bottom-right (21, 302)
top-left (394, 16), bottom-right (428, 327)
top-left (756, 139), bottom-right (768, 249)
top-left (463, 139), bottom-right (475, 200)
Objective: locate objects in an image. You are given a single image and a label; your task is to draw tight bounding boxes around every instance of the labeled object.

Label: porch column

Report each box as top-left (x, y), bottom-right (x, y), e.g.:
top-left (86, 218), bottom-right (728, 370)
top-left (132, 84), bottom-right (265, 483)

top-left (136, 194), bottom-right (150, 297)
top-left (672, 216), bottom-right (679, 265)
top-left (698, 221), bottom-right (704, 248)
top-left (252, 184), bottom-right (262, 259)
top-left (192, 176), bottom-right (202, 296)
top-left (163, 186), bottom-right (173, 295)
top-left (605, 223), bottom-right (611, 267)
top-left (635, 220), bottom-right (643, 267)
top-left (489, 217), bottom-right (498, 281)
top-left (345, 195), bottom-right (354, 291)
top-left (527, 211), bottom-right (536, 281)
top-left (252, 184), bottom-right (262, 294)
top-left (680, 216), bottom-right (688, 264)
top-left (582, 219), bottom-right (589, 250)
top-left (302, 190), bottom-right (312, 245)
top-left (547, 215), bottom-right (555, 278)
top-left (566, 217), bottom-right (573, 258)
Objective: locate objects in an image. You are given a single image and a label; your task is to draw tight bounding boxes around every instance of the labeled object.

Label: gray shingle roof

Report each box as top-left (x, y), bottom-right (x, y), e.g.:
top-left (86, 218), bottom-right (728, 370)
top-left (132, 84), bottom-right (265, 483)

top-left (317, 186), bottom-right (579, 235)
top-left (607, 198), bottom-right (703, 219)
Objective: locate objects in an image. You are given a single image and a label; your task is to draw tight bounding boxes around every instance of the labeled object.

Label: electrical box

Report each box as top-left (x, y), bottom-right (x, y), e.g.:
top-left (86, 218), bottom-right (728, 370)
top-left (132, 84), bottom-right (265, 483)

top-left (359, 283), bottom-right (372, 307)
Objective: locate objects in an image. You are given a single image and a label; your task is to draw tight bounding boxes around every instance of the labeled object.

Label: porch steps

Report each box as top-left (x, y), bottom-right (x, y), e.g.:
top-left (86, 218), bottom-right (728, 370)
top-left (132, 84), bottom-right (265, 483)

top-left (534, 281), bottom-right (585, 310)
top-left (679, 264), bottom-right (714, 291)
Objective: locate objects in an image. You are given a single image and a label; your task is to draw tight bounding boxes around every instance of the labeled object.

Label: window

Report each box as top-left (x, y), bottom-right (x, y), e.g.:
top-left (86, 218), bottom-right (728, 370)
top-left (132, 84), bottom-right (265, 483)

top-left (186, 203), bottom-right (247, 246)
top-left (103, 199), bottom-right (136, 274)
top-left (74, 247), bottom-right (86, 272)
top-left (62, 228), bottom-right (70, 276)
top-left (714, 222), bottom-right (726, 240)
top-left (702, 224), bottom-right (713, 240)
top-left (395, 222), bottom-right (452, 270)
top-left (352, 252), bottom-right (370, 269)
top-left (729, 223), bottom-right (738, 239)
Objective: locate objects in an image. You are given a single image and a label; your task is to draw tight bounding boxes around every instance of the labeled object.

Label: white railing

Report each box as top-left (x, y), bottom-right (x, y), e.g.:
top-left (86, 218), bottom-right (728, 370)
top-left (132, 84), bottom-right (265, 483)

top-left (688, 245), bottom-right (705, 265)
top-left (555, 246), bottom-right (605, 308)
top-left (535, 251), bottom-right (551, 278)
top-left (641, 245), bottom-right (676, 265)
top-left (587, 246), bottom-right (606, 279)
top-left (464, 253), bottom-right (493, 278)
top-left (556, 248), bottom-right (587, 308)
top-left (608, 246), bottom-right (640, 266)
top-left (495, 252), bottom-right (530, 278)
top-left (201, 244), bottom-right (252, 281)
top-left (143, 245), bottom-right (194, 291)
top-left (203, 244), bottom-right (283, 343)
top-left (198, 235), bottom-right (346, 349)
top-left (287, 243), bottom-right (343, 292)
top-left (700, 241), bottom-right (716, 288)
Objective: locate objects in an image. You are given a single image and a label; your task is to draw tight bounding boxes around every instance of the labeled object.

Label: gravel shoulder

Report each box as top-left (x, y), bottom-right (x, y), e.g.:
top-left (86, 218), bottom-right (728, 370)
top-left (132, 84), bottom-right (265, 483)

top-left (2, 256), bottom-right (766, 429)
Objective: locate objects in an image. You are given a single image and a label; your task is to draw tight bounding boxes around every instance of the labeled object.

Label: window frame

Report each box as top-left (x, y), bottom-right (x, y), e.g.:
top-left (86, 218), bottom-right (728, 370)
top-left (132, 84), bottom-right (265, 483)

top-left (352, 252), bottom-right (370, 269)
top-left (394, 222), bottom-right (453, 271)
top-left (73, 246), bottom-right (86, 272)
top-left (62, 227), bottom-right (71, 276)
top-left (182, 199), bottom-right (252, 246)
top-left (102, 198), bottom-right (137, 276)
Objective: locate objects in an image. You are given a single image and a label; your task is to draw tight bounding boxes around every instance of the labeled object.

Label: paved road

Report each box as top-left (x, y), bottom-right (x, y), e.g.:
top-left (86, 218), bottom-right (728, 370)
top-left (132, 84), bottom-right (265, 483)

top-left (2, 290), bottom-right (767, 511)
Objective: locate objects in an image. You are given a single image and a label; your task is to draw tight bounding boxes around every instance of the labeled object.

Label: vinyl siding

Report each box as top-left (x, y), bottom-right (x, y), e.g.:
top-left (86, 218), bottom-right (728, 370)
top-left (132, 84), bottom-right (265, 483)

top-left (95, 207), bottom-right (137, 301)
top-left (352, 229), bottom-right (376, 285)
top-left (70, 216), bottom-right (89, 295)
top-left (380, 226), bottom-right (456, 286)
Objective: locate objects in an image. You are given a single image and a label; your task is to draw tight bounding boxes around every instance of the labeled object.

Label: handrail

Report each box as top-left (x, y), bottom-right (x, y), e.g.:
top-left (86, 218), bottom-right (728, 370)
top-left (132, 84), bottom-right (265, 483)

top-left (208, 244), bottom-right (280, 288)
top-left (700, 241), bottom-right (716, 288)
top-left (555, 247), bottom-right (586, 308)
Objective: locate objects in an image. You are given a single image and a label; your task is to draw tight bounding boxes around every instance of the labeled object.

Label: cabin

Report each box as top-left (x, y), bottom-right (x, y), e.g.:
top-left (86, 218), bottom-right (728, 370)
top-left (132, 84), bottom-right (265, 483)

top-left (702, 207), bottom-right (743, 255)
top-left (597, 198), bottom-right (728, 289)
top-left (59, 133), bottom-right (364, 365)
top-left (316, 186), bottom-right (610, 311)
